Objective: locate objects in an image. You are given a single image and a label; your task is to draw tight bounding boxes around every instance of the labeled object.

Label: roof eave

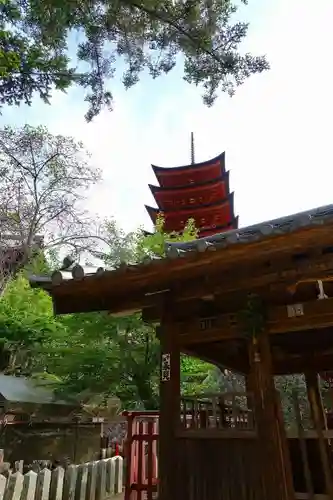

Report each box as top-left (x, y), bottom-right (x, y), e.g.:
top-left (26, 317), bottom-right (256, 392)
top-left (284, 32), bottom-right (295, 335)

top-left (152, 151), bottom-right (225, 174)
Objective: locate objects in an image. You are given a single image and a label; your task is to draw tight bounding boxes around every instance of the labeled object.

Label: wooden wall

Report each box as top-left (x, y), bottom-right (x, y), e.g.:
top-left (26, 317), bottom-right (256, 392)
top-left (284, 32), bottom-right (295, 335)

top-left (175, 437), bottom-right (265, 500)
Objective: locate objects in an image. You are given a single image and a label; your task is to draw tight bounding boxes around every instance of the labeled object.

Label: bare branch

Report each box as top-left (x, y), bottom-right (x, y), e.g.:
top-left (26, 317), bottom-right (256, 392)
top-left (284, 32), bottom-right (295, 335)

top-left (0, 124), bottom-right (101, 289)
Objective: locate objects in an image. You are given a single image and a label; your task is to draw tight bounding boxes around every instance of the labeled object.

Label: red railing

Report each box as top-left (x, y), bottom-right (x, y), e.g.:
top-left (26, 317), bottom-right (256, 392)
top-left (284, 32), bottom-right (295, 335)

top-left (123, 411), bottom-right (159, 500)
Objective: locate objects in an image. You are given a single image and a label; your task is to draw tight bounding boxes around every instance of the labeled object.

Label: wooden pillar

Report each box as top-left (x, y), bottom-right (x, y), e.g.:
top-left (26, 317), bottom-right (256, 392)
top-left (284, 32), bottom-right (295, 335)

top-left (305, 371), bottom-right (333, 499)
top-left (248, 331), bottom-right (295, 500)
top-left (158, 316), bottom-right (181, 500)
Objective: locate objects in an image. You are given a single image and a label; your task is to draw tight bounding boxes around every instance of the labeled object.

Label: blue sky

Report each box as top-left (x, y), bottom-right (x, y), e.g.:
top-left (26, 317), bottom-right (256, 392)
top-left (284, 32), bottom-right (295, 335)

top-left (1, 0), bottom-right (332, 233)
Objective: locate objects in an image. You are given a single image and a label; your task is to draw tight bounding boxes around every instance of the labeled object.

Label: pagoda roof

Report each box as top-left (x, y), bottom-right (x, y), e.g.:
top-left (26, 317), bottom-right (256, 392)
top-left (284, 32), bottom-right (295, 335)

top-left (148, 172), bottom-right (230, 194)
top-left (152, 152), bottom-right (225, 175)
top-left (145, 193), bottom-right (234, 220)
top-left (28, 204), bottom-right (333, 316)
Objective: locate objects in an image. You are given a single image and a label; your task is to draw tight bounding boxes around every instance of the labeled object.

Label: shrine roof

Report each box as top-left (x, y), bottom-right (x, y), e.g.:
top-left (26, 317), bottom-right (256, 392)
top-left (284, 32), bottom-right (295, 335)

top-left (0, 374), bottom-right (72, 406)
top-left (166, 204), bottom-right (333, 253)
top-left (29, 204), bottom-right (333, 315)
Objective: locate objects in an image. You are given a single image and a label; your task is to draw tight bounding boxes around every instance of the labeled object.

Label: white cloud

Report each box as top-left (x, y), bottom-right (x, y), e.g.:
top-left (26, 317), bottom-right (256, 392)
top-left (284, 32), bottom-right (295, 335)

top-left (4, 0), bottom-right (333, 233)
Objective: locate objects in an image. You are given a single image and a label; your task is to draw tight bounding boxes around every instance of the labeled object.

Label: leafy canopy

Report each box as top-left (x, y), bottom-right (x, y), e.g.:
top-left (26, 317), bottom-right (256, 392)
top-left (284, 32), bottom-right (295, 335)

top-left (1, 0), bottom-right (269, 120)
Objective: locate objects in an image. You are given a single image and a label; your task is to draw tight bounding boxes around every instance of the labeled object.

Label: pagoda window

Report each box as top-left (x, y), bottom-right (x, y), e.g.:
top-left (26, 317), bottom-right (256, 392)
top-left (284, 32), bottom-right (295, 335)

top-left (181, 199), bottom-right (186, 205)
top-left (189, 198), bottom-right (195, 204)
top-left (199, 197), bottom-right (203, 203)
top-left (189, 179), bottom-right (194, 184)
top-left (201, 218), bottom-right (206, 224)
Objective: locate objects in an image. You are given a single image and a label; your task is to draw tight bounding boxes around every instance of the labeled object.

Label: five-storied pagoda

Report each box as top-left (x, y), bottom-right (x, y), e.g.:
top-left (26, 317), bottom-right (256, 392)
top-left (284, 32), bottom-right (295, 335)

top-left (145, 133), bottom-right (238, 237)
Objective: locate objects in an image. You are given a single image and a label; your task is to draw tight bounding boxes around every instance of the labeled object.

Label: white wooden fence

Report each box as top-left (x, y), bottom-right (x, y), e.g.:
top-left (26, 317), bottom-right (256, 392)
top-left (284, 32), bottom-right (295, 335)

top-left (0, 456), bottom-right (123, 500)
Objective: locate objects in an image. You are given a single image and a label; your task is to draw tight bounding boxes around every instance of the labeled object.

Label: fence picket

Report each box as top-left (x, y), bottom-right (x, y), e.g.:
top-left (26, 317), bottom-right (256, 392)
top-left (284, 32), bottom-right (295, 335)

top-left (0, 474), bottom-right (6, 500)
top-left (86, 462), bottom-right (97, 500)
top-left (63, 465), bottom-right (77, 500)
top-left (21, 471), bottom-right (37, 500)
top-left (95, 461), bottom-right (106, 500)
top-left (35, 468), bottom-right (51, 500)
top-left (0, 457), bottom-right (123, 500)
top-left (50, 467), bottom-right (64, 500)
top-left (3, 472), bottom-right (23, 500)
top-left (112, 457), bottom-right (123, 495)
top-left (105, 460), bottom-right (113, 494)
top-left (75, 464), bottom-right (88, 500)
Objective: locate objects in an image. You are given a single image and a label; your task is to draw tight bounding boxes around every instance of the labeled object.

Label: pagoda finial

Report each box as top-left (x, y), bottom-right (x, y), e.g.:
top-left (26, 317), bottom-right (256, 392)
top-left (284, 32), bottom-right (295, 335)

top-left (190, 132), bottom-right (195, 165)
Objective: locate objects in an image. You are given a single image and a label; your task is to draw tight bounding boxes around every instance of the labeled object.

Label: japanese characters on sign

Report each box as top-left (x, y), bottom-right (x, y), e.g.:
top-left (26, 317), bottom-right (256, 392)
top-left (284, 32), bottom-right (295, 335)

top-left (161, 353), bottom-right (171, 381)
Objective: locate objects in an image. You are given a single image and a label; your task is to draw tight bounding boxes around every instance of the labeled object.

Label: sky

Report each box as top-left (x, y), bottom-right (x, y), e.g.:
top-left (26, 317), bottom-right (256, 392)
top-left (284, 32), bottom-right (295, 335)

top-left (1, 0), bottom-right (333, 233)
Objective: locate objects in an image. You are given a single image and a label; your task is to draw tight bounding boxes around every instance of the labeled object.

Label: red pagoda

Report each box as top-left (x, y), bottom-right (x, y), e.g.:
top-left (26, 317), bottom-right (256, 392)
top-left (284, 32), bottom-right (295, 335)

top-left (145, 134), bottom-right (238, 237)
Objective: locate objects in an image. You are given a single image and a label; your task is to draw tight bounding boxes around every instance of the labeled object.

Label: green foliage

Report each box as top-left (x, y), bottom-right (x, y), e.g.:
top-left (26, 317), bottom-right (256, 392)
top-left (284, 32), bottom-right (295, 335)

top-left (0, 0), bottom-right (74, 107)
top-left (181, 355), bottom-right (213, 395)
top-left (1, 0), bottom-right (269, 120)
top-left (41, 312), bottom-right (161, 410)
top-left (0, 272), bottom-right (66, 373)
top-left (137, 213), bottom-right (198, 259)
top-left (0, 219), bottom-right (217, 409)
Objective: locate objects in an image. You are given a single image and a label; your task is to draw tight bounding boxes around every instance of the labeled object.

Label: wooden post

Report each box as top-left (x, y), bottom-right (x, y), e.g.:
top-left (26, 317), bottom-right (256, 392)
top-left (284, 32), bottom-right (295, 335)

top-left (158, 314), bottom-right (180, 500)
top-left (305, 371), bottom-right (333, 499)
top-left (248, 331), bottom-right (295, 500)
top-left (292, 391), bottom-right (314, 500)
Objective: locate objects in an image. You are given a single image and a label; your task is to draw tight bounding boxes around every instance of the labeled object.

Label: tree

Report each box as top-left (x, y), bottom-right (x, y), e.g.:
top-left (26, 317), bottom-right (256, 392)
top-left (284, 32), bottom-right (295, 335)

top-left (1, 0), bottom-right (269, 120)
top-left (0, 124), bottom-right (101, 293)
top-left (137, 214), bottom-right (198, 259)
top-left (0, 272), bottom-right (67, 374)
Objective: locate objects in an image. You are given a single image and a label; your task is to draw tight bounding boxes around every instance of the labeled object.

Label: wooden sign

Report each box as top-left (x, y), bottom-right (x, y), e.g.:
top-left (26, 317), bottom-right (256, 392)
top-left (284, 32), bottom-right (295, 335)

top-left (286, 304), bottom-right (304, 318)
top-left (199, 317), bottom-right (218, 331)
top-left (161, 353), bottom-right (171, 381)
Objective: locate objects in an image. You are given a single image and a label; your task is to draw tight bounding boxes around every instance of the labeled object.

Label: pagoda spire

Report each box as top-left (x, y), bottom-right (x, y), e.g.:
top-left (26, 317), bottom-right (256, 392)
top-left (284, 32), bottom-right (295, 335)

top-left (190, 132), bottom-right (195, 165)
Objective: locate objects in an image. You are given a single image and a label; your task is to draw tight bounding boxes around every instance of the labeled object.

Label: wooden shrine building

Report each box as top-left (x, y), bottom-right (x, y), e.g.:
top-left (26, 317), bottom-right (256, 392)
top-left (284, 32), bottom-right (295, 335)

top-left (145, 135), bottom-right (238, 237)
top-left (30, 203), bottom-right (333, 500)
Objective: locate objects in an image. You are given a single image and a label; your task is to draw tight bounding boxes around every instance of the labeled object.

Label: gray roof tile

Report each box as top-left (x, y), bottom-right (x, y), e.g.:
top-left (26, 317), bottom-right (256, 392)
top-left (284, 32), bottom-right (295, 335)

top-left (28, 203), bottom-right (333, 289)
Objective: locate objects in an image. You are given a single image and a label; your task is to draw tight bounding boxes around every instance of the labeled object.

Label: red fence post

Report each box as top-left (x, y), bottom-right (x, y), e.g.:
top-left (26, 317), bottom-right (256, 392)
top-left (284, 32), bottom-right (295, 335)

top-left (122, 411), bottom-right (159, 500)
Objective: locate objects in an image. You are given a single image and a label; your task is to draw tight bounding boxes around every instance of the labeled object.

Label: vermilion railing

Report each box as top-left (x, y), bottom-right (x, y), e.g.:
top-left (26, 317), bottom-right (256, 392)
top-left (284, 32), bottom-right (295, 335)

top-left (123, 411), bottom-right (159, 500)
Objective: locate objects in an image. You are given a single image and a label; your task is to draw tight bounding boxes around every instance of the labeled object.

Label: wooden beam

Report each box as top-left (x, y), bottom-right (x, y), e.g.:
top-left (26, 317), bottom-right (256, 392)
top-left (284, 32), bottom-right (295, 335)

top-left (172, 251), bottom-right (333, 303)
top-left (268, 297), bottom-right (333, 334)
top-left (177, 315), bottom-right (241, 345)
top-left (171, 297), bottom-right (333, 347)
top-left (274, 352), bottom-right (333, 375)
top-left (142, 253), bottom-right (333, 322)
